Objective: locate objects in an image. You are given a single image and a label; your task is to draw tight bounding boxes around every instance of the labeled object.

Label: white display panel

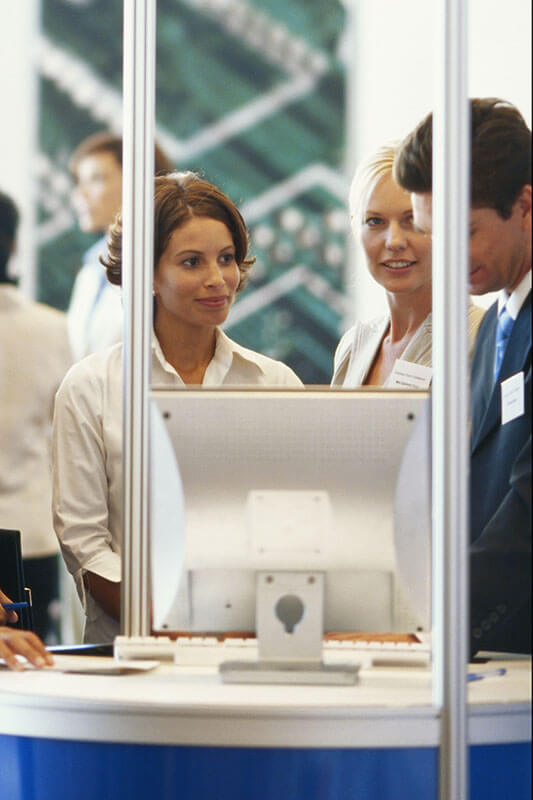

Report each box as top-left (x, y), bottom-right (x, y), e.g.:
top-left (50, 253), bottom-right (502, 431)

top-left (149, 388), bottom-right (430, 635)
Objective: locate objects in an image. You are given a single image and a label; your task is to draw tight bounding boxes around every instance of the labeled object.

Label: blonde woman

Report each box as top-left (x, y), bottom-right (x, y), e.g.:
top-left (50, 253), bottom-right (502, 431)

top-left (332, 142), bottom-right (485, 387)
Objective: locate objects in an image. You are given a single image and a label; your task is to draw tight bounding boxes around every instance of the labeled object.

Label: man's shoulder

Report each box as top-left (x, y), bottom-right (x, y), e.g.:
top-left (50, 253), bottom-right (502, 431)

top-left (70, 259), bottom-right (106, 291)
top-left (29, 298), bottom-right (67, 324)
top-left (3, 291), bottom-right (68, 335)
top-left (472, 300), bottom-right (498, 350)
top-left (83, 236), bottom-right (108, 265)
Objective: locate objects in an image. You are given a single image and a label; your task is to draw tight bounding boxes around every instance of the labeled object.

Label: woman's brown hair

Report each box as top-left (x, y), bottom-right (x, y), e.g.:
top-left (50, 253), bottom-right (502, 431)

top-left (101, 171), bottom-right (254, 292)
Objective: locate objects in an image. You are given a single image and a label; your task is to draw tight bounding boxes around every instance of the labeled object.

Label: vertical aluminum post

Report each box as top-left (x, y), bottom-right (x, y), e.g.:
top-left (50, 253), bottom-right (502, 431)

top-left (433, 1), bottom-right (470, 798)
top-left (121, 0), bottom-right (156, 636)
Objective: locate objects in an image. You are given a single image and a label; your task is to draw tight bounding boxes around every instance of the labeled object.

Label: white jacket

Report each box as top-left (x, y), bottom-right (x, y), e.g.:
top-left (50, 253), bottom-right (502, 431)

top-left (0, 285), bottom-right (72, 557)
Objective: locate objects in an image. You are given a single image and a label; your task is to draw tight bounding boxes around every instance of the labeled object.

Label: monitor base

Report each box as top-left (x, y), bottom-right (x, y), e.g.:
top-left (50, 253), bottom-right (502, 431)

top-left (219, 659), bottom-right (360, 685)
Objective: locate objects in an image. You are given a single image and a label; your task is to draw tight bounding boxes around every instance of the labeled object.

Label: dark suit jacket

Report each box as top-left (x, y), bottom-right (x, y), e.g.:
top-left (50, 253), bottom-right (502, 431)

top-left (469, 290), bottom-right (531, 655)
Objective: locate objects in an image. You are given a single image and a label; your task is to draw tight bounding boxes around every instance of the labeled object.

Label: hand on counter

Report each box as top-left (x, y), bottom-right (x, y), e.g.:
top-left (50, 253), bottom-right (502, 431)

top-left (0, 627), bottom-right (54, 671)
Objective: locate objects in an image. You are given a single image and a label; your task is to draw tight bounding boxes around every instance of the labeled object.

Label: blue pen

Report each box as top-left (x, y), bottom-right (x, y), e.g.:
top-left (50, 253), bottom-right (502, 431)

top-left (1, 602), bottom-right (29, 611)
top-left (467, 668), bottom-right (507, 682)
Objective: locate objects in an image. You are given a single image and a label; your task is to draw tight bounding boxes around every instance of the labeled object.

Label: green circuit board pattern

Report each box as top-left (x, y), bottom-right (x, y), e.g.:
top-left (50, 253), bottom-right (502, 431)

top-left (37, 0), bottom-right (348, 383)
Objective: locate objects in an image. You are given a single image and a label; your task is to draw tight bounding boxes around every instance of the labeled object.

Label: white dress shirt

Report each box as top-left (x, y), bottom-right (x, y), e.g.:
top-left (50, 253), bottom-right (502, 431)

top-left (67, 238), bottom-right (123, 361)
top-left (331, 302), bottom-right (486, 387)
top-left (52, 330), bottom-right (302, 642)
top-left (0, 286), bottom-right (72, 557)
top-left (497, 269), bottom-right (532, 320)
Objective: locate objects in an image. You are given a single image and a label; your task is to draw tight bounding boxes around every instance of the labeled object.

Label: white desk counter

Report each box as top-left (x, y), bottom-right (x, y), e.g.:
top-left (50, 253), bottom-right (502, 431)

top-left (0, 658), bottom-right (530, 747)
top-left (0, 658), bottom-right (530, 800)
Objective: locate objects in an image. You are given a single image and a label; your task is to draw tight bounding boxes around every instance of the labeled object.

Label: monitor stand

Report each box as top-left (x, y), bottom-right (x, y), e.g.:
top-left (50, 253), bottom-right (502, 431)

top-left (219, 571), bottom-right (360, 685)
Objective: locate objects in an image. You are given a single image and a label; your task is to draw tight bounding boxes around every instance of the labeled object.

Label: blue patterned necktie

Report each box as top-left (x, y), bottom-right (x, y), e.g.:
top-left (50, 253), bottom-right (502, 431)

top-left (493, 306), bottom-right (514, 382)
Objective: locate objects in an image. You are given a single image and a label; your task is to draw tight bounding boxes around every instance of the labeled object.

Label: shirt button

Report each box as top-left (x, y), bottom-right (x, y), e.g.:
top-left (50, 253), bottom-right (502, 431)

top-left (473, 627), bottom-right (482, 639)
top-left (489, 612), bottom-right (499, 624)
top-left (497, 604), bottom-right (507, 614)
top-left (482, 620), bottom-right (491, 631)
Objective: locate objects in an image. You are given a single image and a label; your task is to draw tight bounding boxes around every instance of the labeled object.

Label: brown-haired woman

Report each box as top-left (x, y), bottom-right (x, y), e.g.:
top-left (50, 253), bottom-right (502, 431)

top-left (52, 172), bottom-right (302, 643)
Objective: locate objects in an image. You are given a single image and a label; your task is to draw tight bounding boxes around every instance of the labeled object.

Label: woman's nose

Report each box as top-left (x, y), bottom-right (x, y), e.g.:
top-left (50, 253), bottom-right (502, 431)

top-left (385, 221), bottom-right (407, 250)
top-left (205, 261), bottom-right (225, 286)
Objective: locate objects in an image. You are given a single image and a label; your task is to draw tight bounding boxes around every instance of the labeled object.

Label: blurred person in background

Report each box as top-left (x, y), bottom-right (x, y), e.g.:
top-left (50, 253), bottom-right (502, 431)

top-left (67, 131), bottom-right (173, 360)
top-left (0, 190), bottom-right (72, 643)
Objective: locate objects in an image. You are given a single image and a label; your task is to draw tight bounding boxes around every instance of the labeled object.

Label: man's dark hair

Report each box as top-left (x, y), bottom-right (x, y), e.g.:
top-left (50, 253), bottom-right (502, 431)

top-left (394, 98), bottom-right (532, 219)
top-left (69, 131), bottom-right (174, 178)
top-left (0, 191), bottom-right (19, 283)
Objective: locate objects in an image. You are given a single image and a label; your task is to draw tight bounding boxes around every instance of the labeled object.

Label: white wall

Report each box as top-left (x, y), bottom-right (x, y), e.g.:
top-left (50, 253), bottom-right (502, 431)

top-left (345, 0), bottom-right (532, 322)
top-left (0, 1), bottom-right (39, 296)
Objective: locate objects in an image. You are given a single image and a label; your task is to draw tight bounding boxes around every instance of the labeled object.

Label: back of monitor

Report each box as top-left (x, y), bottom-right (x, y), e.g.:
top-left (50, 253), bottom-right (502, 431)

top-left (149, 389), bottom-right (430, 634)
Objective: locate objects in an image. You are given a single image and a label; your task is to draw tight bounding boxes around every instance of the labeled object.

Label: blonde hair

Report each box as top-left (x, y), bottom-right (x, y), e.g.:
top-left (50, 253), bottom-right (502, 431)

top-left (348, 140), bottom-right (401, 236)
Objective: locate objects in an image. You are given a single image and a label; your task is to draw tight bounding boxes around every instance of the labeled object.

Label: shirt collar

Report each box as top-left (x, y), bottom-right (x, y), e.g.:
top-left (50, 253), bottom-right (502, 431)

top-left (497, 269), bottom-right (532, 320)
top-left (214, 329), bottom-right (268, 376)
top-left (151, 334), bottom-right (185, 383)
top-left (151, 328), bottom-right (267, 385)
top-left (83, 236), bottom-right (108, 265)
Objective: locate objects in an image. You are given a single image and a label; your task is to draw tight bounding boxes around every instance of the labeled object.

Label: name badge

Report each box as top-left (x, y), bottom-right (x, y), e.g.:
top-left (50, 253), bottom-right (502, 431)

top-left (388, 359), bottom-right (433, 389)
top-left (501, 371), bottom-right (525, 425)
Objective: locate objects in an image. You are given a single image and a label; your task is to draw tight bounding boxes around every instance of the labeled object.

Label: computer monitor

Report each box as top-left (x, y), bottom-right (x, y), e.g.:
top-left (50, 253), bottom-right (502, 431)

top-left (149, 388), bottom-right (431, 638)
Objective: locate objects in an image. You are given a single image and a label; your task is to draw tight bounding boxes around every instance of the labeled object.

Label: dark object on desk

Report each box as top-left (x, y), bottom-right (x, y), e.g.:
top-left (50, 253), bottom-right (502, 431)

top-left (48, 643), bottom-right (114, 657)
top-left (0, 528), bottom-right (34, 631)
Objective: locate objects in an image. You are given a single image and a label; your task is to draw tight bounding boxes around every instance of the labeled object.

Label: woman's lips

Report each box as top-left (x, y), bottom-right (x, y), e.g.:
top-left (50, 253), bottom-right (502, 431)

top-left (196, 296), bottom-right (228, 308)
top-left (381, 260), bottom-right (416, 270)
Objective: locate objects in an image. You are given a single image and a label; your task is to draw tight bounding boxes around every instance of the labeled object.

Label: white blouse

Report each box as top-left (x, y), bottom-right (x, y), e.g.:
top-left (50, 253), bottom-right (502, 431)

top-left (52, 330), bottom-right (302, 643)
top-left (331, 303), bottom-right (486, 388)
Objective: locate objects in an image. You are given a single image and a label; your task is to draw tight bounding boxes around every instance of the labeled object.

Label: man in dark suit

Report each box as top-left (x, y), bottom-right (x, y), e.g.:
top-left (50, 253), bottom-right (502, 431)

top-left (394, 98), bottom-right (531, 655)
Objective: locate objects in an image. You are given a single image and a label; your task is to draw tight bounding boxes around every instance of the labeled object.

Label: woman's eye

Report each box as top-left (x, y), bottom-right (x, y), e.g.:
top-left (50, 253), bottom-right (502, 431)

top-left (220, 252), bottom-right (236, 265)
top-left (365, 217), bottom-right (383, 227)
top-left (182, 256), bottom-right (198, 267)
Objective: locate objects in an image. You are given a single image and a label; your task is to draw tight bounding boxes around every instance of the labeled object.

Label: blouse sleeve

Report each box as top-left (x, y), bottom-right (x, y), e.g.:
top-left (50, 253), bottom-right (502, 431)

top-left (52, 362), bottom-right (121, 585)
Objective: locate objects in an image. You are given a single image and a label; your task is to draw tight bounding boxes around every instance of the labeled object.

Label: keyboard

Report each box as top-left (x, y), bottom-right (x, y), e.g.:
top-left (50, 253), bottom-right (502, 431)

top-left (114, 635), bottom-right (178, 661)
top-left (114, 635), bottom-right (430, 667)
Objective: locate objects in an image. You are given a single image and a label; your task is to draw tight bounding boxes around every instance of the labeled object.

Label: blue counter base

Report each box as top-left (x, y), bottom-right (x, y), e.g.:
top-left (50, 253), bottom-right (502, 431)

top-left (0, 736), bottom-right (530, 800)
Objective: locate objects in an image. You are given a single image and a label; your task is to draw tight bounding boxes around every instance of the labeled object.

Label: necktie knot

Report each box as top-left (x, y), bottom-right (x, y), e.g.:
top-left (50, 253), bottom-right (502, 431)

top-left (493, 306), bottom-right (514, 381)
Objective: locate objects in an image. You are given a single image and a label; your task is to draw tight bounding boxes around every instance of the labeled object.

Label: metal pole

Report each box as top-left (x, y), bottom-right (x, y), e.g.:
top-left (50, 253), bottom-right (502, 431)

top-left (121, 0), bottom-right (156, 637)
top-left (433, 1), bottom-right (470, 798)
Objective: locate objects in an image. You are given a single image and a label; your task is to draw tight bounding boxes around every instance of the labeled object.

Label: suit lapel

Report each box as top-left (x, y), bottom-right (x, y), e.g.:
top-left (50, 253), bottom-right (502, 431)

top-left (471, 305), bottom-right (497, 452)
top-left (471, 293), bottom-right (531, 453)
